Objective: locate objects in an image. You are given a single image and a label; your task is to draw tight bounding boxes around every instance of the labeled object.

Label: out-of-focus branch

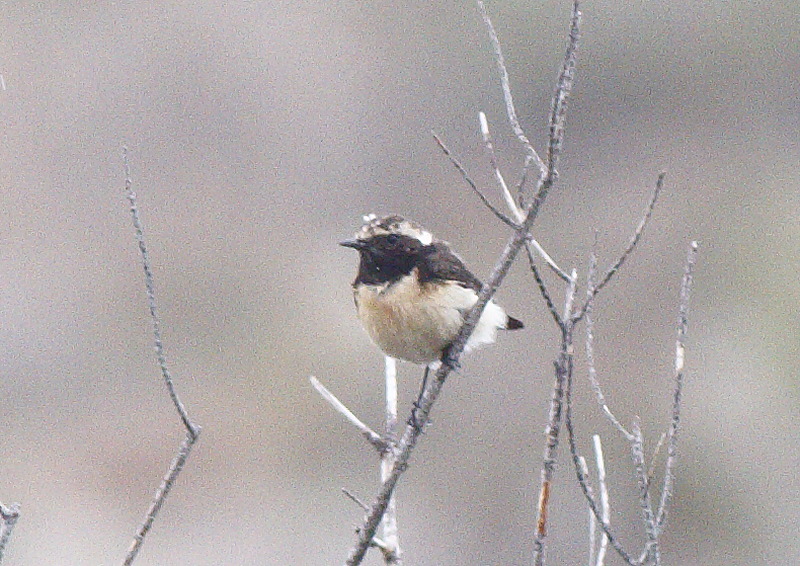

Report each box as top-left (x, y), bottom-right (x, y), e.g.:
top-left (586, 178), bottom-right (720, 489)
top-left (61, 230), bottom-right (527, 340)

top-left (0, 502), bottom-right (20, 564)
top-left (594, 436), bottom-right (610, 566)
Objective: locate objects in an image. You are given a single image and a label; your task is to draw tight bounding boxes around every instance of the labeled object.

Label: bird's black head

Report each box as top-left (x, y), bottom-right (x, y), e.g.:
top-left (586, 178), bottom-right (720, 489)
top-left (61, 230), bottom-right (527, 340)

top-left (341, 233), bottom-right (429, 286)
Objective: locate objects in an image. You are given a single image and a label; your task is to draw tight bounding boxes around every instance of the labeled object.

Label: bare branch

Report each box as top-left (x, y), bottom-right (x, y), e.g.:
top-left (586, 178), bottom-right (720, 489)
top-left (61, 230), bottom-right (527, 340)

top-left (123, 148), bottom-right (200, 439)
top-left (630, 420), bottom-right (660, 566)
top-left (0, 503), bottom-right (20, 564)
top-left (585, 247), bottom-right (634, 440)
top-left (574, 173), bottom-right (665, 322)
top-left (121, 147), bottom-right (201, 566)
top-left (123, 432), bottom-right (199, 566)
top-left (310, 376), bottom-right (387, 453)
top-left (476, 0), bottom-right (546, 179)
top-left (432, 132), bottom-right (519, 229)
top-left (656, 241), bottom-right (698, 529)
top-left (342, 488), bottom-right (370, 512)
top-left (565, 361), bottom-right (638, 566)
top-left (531, 270), bottom-right (578, 566)
top-left (479, 111), bottom-right (524, 223)
top-left (524, 243), bottom-right (563, 328)
top-left (545, 0), bottom-right (581, 184)
top-left (380, 356), bottom-right (402, 564)
top-left (593, 435), bottom-right (610, 566)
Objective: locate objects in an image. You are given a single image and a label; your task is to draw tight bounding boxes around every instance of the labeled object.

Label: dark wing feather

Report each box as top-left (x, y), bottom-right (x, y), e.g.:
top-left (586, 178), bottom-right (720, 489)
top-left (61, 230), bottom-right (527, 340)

top-left (418, 242), bottom-right (482, 292)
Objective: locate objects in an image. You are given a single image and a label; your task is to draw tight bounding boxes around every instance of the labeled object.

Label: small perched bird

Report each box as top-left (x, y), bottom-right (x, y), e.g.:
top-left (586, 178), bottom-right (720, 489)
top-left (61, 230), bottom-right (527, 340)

top-left (340, 215), bottom-right (523, 367)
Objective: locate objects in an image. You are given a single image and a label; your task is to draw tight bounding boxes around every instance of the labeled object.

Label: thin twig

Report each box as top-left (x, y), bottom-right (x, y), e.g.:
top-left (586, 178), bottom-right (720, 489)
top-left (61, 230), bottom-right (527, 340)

top-left (583, 456), bottom-right (597, 566)
top-left (310, 377), bottom-right (388, 453)
top-left (123, 148), bottom-right (200, 439)
top-left (432, 131), bottom-right (519, 229)
top-left (574, 173), bottom-right (665, 322)
top-left (585, 247), bottom-right (634, 440)
top-left (380, 357), bottom-right (402, 564)
top-left (565, 337), bottom-right (638, 566)
top-left (630, 420), bottom-right (660, 566)
top-left (342, 488), bottom-right (370, 512)
top-left (531, 270), bottom-right (577, 566)
top-left (0, 503), bottom-right (20, 564)
top-left (545, 0), bottom-right (581, 184)
top-left (524, 243), bottom-right (562, 328)
top-left (656, 241), bottom-right (698, 529)
top-left (476, 0), bottom-right (546, 180)
top-left (479, 111), bottom-right (524, 223)
top-left (123, 432), bottom-right (198, 566)
top-left (593, 435), bottom-right (610, 566)
top-left (122, 147), bottom-right (201, 566)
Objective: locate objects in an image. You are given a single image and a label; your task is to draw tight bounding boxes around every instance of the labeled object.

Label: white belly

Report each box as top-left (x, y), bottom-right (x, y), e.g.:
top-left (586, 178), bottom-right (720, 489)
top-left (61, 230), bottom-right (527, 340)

top-left (354, 272), bottom-right (507, 365)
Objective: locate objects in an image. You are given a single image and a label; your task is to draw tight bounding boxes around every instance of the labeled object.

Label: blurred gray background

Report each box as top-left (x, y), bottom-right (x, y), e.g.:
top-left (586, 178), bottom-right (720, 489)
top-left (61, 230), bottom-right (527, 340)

top-left (1, 0), bottom-right (798, 564)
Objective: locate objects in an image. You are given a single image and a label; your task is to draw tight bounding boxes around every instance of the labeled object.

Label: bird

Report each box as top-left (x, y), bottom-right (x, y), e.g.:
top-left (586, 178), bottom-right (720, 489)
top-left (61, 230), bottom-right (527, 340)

top-left (340, 214), bottom-right (523, 370)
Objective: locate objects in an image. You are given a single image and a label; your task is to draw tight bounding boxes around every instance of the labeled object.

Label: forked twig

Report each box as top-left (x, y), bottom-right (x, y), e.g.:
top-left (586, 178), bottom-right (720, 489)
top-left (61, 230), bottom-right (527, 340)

top-left (574, 173), bottom-right (666, 322)
top-left (122, 147), bottom-right (201, 566)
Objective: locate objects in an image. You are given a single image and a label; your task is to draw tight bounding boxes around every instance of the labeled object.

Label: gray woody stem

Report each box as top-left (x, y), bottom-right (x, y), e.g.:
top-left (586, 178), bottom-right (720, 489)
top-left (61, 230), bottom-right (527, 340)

top-left (121, 148), bottom-right (201, 566)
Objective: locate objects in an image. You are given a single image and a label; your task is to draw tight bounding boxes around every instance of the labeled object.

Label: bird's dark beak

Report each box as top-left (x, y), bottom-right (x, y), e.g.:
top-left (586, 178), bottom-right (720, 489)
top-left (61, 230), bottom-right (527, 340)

top-left (339, 238), bottom-right (366, 250)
